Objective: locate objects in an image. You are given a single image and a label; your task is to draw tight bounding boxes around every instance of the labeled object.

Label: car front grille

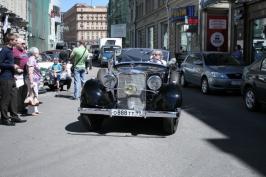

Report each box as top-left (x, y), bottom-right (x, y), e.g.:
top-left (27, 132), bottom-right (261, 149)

top-left (227, 73), bottom-right (242, 79)
top-left (117, 72), bottom-right (146, 110)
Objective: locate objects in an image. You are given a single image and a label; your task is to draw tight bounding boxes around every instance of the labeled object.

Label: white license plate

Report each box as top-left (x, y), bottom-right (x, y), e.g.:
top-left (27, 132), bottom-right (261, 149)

top-left (111, 109), bottom-right (143, 117)
top-left (231, 80), bottom-right (241, 85)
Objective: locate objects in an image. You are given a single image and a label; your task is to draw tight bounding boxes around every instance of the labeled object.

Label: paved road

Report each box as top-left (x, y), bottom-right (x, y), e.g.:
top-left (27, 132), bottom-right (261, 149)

top-left (0, 66), bottom-right (265, 177)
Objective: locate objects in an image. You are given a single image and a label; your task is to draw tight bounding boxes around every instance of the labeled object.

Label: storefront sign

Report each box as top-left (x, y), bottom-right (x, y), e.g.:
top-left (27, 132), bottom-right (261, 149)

top-left (171, 5), bottom-right (198, 23)
top-left (209, 19), bottom-right (226, 29)
top-left (111, 24), bottom-right (127, 38)
top-left (210, 32), bottom-right (224, 47)
top-left (207, 15), bottom-right (228, 51)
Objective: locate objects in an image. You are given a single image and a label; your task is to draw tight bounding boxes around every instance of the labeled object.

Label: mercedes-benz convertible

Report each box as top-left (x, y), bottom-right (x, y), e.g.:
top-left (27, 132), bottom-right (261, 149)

top-left (78, 48), bottom-right (182, 134)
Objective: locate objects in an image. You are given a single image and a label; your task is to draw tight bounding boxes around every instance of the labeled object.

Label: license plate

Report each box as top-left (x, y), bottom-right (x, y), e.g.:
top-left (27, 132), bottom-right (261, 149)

top-left (231, 80), bottom-right (241, 85)
top-left (111, 109), bottom-right (143, 117)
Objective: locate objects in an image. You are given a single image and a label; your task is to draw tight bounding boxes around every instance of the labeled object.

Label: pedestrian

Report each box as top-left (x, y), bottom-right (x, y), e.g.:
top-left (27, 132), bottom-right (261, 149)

top-left (231, 45), bottom-right (243, 64)
top-left (13, 38), bottom-right (29, 114)
top-left (70, 40), bottom-right (89, 100)
top-left (26, 47), bottom-right (41, 116)
top-left (50, 58), bottom-right (62, 91)
top-left (0, 33), bottom-right (27, 126)
top-left (85, 48), bottom-right (93, 74)
top-left (59, 62), bottom-right (72, 92)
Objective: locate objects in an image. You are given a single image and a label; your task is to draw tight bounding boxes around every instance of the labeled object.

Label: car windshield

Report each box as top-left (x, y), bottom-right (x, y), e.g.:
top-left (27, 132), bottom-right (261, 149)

top-left (115, 48), bottom-right (169, 65)
top-left (204, 53), bottom-right (240, 66)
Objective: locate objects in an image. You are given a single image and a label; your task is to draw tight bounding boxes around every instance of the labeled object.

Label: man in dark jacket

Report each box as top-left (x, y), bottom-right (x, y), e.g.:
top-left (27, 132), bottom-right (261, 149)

top-left (0, 33), bottom-right (27, 126)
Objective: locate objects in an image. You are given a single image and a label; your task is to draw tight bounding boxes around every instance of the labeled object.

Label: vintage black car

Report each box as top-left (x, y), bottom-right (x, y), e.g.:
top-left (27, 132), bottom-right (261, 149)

top-left (78, 48), bottom-right (182, 134)
top-left (241, 58), bottom-right (266, 111)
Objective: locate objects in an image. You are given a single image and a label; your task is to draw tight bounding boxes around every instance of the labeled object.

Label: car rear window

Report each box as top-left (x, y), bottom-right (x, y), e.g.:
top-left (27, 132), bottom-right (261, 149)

top-left (204, 53), bottom-right (240, 66)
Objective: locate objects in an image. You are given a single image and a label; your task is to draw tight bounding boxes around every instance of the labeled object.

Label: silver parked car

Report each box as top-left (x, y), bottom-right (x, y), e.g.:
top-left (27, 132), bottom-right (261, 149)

top-left (180, 52), bottom-right (243, 94)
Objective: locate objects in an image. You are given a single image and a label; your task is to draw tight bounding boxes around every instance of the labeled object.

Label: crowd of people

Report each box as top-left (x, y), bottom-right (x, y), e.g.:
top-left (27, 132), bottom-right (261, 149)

top-left (0, 34), bottom-right (93, 126)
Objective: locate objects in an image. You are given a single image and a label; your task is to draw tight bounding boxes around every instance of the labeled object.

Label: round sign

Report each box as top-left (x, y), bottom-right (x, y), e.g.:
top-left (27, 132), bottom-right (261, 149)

top-left (210, 32), bottom-right (224, 47)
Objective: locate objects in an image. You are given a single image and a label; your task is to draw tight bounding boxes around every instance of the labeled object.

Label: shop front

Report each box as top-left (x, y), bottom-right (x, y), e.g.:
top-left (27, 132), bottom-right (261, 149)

top-left (233, 0), bottom-right (266, 64)
top-left (170, 5), bottom-right (199, 53)
top-left (200, 0), bottom-right (230, 52)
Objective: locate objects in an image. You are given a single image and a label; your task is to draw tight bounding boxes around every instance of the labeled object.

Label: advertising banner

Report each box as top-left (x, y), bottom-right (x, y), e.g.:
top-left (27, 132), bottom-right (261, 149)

top-left (207, 15), bottom-right (228, 51)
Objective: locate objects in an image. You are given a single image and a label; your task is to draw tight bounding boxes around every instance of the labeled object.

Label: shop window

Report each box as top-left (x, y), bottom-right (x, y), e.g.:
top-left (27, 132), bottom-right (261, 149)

top-left (161, 23), bottom-right (168, 50)
top-left (148, 26), bottom-right (154, 48)
top-left (252, 18), bottom-right (266, 62)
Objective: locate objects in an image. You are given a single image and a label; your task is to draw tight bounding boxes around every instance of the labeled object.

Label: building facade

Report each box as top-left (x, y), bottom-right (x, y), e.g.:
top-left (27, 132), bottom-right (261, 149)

top-left (49, 0), bottom-right (62, 50)
top-left (63, 3), bottom-right (107, 48)
top-left (27, 0), bottom-right (50, 51)
top-left (129, 0), bottom-right (200, 56)
top-left (0, 0), bottom-right (28, 44)
top-left (107, 0), bottom-right (130, 47)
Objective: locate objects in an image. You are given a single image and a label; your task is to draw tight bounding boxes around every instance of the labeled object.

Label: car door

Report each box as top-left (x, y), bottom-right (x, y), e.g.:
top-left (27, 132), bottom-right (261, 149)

top-left (191, 53), bottom-right (204, 86)
top-left (256, 58), bottom-right (266, 103)
top-left (181, 54), bottom-right (194, 82)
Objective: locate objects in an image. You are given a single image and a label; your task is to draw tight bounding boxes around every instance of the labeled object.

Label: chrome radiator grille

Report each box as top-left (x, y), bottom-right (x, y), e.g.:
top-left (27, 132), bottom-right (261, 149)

top-left (117, 73), bottom-right (146, 110)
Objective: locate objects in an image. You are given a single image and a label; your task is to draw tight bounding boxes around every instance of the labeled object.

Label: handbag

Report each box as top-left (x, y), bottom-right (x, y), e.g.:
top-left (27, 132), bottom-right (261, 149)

top-left (71, 48), bottom-right (87, 73)
top-left (24, 95), bottom-right (39, 106)
top-left (24, 87), bottom-right (39, 106)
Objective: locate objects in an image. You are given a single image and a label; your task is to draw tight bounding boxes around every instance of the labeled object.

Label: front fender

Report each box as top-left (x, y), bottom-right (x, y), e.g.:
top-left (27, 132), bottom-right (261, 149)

top-left (80, 79), bottom-right (114, 108)
top-left (151, 84), bottom-right (182, 111)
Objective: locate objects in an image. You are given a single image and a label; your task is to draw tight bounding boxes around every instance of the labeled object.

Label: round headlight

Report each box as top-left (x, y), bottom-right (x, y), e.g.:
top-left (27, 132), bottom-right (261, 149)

top-left (102, 74), bottom-right (117, 88)
top-left (147, 75), bottom-right (162, 91)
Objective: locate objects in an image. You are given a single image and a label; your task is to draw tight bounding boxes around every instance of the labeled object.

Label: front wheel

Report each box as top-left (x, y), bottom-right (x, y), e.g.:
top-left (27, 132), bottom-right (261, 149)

top-left (163, 118), bottom-right (179, 135)
top-left (80, 114), bottom-right (104, 131)
top-left (201, 77), bottom-right (209, 94)
top-left (244, 87), bottom-right (259, 111)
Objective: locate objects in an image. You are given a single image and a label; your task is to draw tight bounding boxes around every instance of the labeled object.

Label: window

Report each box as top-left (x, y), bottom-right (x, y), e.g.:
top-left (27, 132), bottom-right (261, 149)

top-left (158, 0), bottom-right (165, 6)
top-left (146, 0), bottom-right (154, 13)
top-left (136, 2), bottom-right (143, 19)
top-left (148, 26), bottom-right (154, 48)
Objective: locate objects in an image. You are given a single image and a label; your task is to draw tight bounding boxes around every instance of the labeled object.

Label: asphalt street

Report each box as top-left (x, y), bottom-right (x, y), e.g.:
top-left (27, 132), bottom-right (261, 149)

top-left (0, 66), bottom-right (265, 177)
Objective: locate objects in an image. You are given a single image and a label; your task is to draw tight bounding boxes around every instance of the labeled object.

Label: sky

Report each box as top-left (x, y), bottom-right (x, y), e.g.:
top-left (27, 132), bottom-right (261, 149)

top-left (61, 0), bottom-right (109, 12)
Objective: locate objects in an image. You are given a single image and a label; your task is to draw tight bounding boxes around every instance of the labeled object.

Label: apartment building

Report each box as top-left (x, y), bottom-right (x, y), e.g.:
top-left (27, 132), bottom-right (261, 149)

top-left (63, 3), bottom-right (107, 47)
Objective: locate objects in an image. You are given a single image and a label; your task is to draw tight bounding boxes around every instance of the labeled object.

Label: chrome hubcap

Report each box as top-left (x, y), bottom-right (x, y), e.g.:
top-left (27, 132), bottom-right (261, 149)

top-left (245, 90), bottom-right (255, 109)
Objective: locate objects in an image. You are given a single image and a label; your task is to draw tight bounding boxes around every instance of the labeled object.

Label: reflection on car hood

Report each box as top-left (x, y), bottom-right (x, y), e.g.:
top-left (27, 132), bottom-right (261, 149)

top-left (207, 65), bottom-right (243, 73)
top-left (116, 65), bottom-right (166, 74)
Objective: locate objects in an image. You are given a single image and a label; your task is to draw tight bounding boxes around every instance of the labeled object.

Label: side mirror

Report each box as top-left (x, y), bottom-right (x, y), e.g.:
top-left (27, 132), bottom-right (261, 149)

top-left (168, 58), bottom-right (177, 67)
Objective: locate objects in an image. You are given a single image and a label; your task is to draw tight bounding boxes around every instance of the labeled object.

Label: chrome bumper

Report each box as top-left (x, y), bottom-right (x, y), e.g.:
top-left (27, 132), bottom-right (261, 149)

top-left (78, 107), bottom-right (181, 119)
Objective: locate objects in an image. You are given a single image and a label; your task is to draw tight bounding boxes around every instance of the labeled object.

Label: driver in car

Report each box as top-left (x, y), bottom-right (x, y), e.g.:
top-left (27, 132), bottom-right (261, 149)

top-left (150, 50), bottom-right (166, 65)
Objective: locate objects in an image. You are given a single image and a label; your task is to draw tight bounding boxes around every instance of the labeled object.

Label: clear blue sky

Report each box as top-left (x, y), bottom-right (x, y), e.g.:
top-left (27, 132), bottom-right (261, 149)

top-left (61, 0), bottom-right (109, 12)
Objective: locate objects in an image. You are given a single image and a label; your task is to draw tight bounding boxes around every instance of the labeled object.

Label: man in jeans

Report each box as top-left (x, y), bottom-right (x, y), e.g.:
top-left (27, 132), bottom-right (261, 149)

top-left (0, 33), bottom-right (27, 126)
top-left (70, 40), bottom-right (88, 100)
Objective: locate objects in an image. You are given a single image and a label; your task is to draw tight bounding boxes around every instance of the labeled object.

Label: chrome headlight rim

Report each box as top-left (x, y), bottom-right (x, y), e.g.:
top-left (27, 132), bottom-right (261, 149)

top-left (102, 74), bottom-right (117, 88)
top-left (209, 72), bottom-right (228, 79)
top-left (147, 75), bottom-right (162, 91)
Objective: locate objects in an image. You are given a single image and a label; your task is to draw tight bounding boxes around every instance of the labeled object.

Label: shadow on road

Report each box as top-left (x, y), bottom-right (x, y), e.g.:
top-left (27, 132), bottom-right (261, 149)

top-left (182, 86), bottom-right (266, 176)
top-left (65, 116), bottom-right (167, 138)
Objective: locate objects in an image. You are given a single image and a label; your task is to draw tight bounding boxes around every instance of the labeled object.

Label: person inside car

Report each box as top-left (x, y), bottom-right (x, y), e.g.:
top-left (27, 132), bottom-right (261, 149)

top-left (150, 50), bottom-right (166, 65)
